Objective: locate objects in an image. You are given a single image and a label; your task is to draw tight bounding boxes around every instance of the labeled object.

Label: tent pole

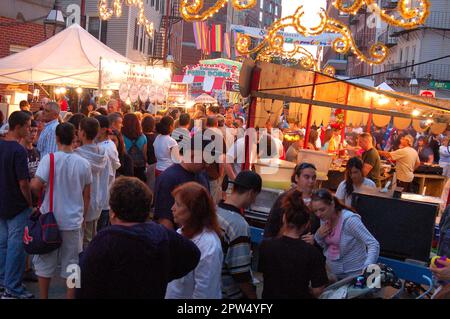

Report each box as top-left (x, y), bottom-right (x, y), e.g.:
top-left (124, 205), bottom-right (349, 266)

top-left (341, 84), bottom-right (350, 141)
top-left (243, 66), bottom-right (261, 171)
top-left (303, 72), bottom-right (318, 149)
top-left (367, 97), bottom-right (374, 133)
top-left (98, 57), bottom-right (102, 93)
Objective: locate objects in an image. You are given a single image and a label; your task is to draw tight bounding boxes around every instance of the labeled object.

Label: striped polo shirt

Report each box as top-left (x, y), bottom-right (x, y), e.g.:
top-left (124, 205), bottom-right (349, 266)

top-left (217, 202), bottom-right (252, 299)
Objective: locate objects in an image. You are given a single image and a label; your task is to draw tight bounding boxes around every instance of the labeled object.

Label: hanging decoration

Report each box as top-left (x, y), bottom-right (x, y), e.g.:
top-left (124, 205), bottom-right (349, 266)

top-left (333, 0), bottom-right (430, 29)
top-left (236, 6), bottom-right (389, 67)
top-left (98, 0), bottom-right (154, 37)
top-left (180, 0), bottom-right (256, 22)
top-left (179, 0), bottom-right (430, 68)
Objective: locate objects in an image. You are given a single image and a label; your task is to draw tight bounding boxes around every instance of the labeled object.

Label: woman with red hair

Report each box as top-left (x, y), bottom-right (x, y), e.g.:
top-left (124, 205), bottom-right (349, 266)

top-left (122, 113), bottom-right (147, 182)
top-left (165, 182), bottom-right (223, 299)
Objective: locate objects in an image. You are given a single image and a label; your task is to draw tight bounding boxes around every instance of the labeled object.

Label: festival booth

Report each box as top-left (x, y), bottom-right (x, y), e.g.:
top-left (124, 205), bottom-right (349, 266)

top-left (240, 60), bottom-right (450, 284)
top-left (171, 58), bottom-right (242, 107)
top-left (0, 23), bottom-right (171, 113)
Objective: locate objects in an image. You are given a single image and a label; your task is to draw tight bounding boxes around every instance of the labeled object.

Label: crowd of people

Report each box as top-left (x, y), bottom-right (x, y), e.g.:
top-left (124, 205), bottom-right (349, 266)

top-left (0, 97), bottom-right (449, 300)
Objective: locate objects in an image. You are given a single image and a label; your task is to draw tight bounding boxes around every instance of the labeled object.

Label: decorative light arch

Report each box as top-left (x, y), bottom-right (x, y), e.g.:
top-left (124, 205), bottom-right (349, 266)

top-left (98, 0), bottom-right (154, 37)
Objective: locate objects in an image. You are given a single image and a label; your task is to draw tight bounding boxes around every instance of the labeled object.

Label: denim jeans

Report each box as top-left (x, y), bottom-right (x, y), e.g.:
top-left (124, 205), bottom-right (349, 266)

top-left (0, 207), bottom-right (31, 295)
top-left (96, 210), bottom-right (110, 232)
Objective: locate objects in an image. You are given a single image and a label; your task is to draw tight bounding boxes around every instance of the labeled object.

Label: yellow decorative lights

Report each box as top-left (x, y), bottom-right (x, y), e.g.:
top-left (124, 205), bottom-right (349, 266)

top-left (236, 6), bottom-right (388, 73)
top-left (333, 0), bottom-right (430, 29)
top-left (179, 0), bottom-right (430, 69)
top-left (98, 0), bottom-right (154, 36)
top-left (180, 0), bottom-right (256, 22)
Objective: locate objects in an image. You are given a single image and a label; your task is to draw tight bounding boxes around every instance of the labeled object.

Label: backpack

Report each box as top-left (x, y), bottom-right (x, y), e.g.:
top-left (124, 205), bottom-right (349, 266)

top-left (129, 139), bottom-right (146, 168)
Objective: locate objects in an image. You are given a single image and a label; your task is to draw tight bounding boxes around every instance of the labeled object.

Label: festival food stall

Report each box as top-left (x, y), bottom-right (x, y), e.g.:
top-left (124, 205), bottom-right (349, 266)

top-left (171, 58), bottom-right (242, 106)
top-left (239, 60), bottom-right (449, 287)
top-left (239, 60), bottom-right (449, 193)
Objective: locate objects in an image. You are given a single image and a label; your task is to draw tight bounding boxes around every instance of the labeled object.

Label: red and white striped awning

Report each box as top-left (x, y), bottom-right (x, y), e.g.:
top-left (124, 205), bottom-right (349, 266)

top-left (172, 75), bottom-right (225, 92)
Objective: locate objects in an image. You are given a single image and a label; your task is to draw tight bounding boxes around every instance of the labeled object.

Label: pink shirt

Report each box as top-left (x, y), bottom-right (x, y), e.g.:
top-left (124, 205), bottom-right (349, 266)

top-left (324, 216), bottom-right (343, 260)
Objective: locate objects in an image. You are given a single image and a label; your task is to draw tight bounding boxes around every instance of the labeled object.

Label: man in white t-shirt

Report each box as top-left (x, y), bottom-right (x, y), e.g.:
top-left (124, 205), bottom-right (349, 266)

top-left (379, 134), bottom-right (420, 191)
top-left (31, 122), bottom-right (92, 299)
top-left (225, 130), bottom-right (281, 181)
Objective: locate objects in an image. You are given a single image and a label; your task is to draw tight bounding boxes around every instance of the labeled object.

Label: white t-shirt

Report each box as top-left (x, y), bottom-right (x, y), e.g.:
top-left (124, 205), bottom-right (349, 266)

top-left (227, 135), bottom-right (282, 176)
top-left (390, 146), bottom-right (420, 182)
top-left (335, 178), bottom-right (376, 207)
top-left (35, 152), bottom-right (92, 231)
top-left (165, 228), bottom-right (223, 299)
top-left (98, 140), bottom-right (121, 210)
top-left (154, 134), bottom-right (178, 171)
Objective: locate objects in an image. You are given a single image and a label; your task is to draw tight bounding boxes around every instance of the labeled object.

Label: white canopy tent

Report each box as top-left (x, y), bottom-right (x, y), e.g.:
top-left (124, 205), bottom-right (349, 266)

top-left (194, 93), bottom-right (217, 104)
top-left (0, 23), bottom-right (131, 88)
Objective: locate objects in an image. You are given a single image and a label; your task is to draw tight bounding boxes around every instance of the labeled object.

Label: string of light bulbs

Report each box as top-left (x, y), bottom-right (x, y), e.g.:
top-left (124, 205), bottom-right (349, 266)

top-left (98, 0), bottom-right (154, 37)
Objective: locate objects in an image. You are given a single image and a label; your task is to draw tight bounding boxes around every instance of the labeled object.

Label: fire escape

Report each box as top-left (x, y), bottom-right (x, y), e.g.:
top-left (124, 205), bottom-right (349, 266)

top-left (149, 0), bottom-right (182, 65)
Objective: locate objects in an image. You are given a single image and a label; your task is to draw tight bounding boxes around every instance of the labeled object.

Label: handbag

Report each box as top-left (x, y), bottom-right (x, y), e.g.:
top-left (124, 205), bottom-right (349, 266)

top-left (23, 153), bottom-right (62, 255)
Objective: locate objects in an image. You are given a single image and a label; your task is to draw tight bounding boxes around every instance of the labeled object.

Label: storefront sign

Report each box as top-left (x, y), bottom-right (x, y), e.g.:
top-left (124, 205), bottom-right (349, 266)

top-left (429, 81), bottom-right (450, 90)
top-left (420, 90), bottom-right (436, 98)
top-left (184, 63), bottom-right (239, 82)
top-left (230, 24), bottom-right (338, 46)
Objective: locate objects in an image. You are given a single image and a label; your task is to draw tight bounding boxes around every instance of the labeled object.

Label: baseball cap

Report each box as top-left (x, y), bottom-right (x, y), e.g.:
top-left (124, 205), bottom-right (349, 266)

top-left (229, 170), bottom-right (262, 193)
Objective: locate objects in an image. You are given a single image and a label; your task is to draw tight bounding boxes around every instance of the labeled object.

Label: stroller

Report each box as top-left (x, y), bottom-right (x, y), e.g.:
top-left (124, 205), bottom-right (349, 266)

top-left (319, 263), bottom-right (434, 299)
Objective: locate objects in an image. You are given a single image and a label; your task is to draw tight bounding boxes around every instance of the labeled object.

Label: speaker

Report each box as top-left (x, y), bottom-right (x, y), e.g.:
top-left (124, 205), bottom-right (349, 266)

top-left (352, 192), bottom-right (438, 262)
top-left (239, 58), bottom-right (255, 98)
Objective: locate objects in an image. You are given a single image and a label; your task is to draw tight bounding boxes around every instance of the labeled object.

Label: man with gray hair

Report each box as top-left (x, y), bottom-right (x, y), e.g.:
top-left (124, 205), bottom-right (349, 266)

top-left (379, 134), bottom-right (420, 191)
top-left (107, 99), bottom-right (118, 114)
top-left (37, 102), bottom-right (60, 158)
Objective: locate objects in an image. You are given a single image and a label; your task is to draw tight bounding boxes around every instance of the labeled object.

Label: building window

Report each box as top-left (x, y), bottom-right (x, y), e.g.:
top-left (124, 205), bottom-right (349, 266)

top-left (259, 11), bottom-right (263, 22)
top-left (399, 48), bottom-right (403, 63)
top-left (151, 0), bottom-right (155, 6)
top-left (133, 19), bottom-right (139, 50)
top-left (405, 46), bottom-right (409, 64)
top-left (155, 0), bottom-right (160, 11)
top-left (260, 0), bottom-right (264, 9)
top-left (275, 5), bottom-right (278, 16)
top-left (161, 0), bottom-right (165, 14)
top-left (88, 16), bottom-right (100, 38)
top-left (88, 17), bottom-right (108, 44)
top-left (9, 45), bottom-right (28, 55)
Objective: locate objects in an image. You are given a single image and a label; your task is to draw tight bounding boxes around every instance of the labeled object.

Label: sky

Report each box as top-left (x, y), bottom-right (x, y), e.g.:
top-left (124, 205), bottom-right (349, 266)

top-left (281, 0), bottom-right (327, 18)
top-left (280, 0), bottom-right (328, 57)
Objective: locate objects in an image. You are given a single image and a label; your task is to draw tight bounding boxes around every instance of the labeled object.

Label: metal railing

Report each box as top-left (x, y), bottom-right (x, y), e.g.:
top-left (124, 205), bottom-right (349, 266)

top-left (390, 11), bottom-right (450, 35)
top-left (377, 30), bottom-right (398, 46)
top-left (376, 62), bottom-right (450, 82)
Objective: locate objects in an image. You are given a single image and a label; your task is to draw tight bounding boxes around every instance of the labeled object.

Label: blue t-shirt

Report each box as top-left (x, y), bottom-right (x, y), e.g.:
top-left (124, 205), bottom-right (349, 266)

top-left (123, 134), bottom-right (147, 153)
top-left (0, 140), bottom-right (30, 219)
top-left (154, 164), bottom-right (210, 223)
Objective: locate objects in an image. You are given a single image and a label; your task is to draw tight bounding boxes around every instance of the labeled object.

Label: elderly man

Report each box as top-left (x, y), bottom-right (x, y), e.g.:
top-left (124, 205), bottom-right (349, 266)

top-left (379, 134), bottom-right (420, 191)
top-left (107, 99), bottom-right (119, 114)
top-left (37, 102), bottom-right (60, 158)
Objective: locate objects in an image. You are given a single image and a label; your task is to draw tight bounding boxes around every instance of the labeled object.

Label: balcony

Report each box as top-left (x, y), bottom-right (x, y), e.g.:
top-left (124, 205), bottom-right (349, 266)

top-left (380, 0), bottom-right (398, 10)
top-left (379, 62), bottom-right (450, 82)
top-left (377, 30), bottom-right (398, 47)
top-left (390, 11), bottom-right (450, 36)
